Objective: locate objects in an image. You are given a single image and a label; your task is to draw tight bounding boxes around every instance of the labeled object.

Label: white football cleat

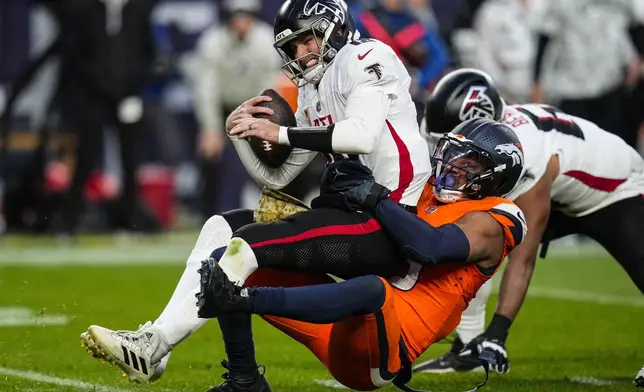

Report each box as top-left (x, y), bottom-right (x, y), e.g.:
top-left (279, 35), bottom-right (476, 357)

top-left (81, 321), bottom-right (171, 383)
top-left (636, 365), bottom-right (644, 388)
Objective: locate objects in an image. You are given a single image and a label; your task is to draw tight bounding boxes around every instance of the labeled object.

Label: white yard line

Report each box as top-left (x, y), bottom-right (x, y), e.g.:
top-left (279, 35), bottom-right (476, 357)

top-left (2, 241), bottom-right (641, 308)
top-left (0, 366), bottom-right (177, 392)
top-left (0, 366), bottom-right (135, 392)
top-left (568, 376), bottom-right (615, 386)
top-left (0, 239), bottom-right (609, 266)
top-left (313, 379), bottom-right (349, 389)
top-left (0, 247), bottom-right (188, 265)
top-left (524, 286), bottom-right (644, 307)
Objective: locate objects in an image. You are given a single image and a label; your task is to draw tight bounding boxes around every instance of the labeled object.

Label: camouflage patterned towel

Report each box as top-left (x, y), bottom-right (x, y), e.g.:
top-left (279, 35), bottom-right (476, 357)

top-left (254, 187), bottom-right (310, 223)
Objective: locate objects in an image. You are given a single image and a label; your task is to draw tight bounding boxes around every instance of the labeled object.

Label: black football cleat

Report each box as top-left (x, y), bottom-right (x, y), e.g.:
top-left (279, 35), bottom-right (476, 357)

top-left (206, 360), bottom-right (272, 392)
top-left (413, 336), bottom-right (484, 373)
top-left (636, 365), bottom-right (644, 388)
top-left (196, 258), bottom-right (250, 318)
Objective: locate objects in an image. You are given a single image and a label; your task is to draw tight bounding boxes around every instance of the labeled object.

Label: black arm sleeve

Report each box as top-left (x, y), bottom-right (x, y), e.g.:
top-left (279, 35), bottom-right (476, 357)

top-left (287, 125), bottom-right (335, 153)
top-left (374, 198), bottom-right (471, 265)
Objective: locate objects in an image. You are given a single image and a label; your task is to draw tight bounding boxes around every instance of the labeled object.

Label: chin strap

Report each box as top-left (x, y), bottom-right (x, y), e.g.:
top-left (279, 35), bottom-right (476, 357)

top-left (393, 348), bottom-right (495, 392)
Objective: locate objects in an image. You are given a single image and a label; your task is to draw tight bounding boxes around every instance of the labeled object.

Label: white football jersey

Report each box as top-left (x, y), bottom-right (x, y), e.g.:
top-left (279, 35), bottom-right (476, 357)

top-left (502, 104), bottom-right (644, 217)
top-left (294, 39), bottom-right (431, 206)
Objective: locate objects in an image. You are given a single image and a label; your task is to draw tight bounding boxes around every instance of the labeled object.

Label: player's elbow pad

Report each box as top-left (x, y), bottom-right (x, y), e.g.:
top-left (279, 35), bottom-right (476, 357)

top-left (401, 223), bottom-right (471, 265)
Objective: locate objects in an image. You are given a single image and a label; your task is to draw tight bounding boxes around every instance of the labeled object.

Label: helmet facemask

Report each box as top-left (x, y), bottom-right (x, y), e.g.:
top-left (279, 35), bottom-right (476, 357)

top-left (430, 135), bottom-right (498, 203)
top-left (275, 15), bottom-right (357, 86)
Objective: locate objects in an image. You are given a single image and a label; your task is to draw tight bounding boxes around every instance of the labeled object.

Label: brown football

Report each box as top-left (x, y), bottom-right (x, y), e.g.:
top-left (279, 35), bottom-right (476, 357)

top-left (248, 88), bottom-right (295, 168)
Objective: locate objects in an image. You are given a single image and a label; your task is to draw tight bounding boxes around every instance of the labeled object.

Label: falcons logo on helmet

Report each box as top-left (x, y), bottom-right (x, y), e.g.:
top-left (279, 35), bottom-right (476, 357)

top-left (459, 86), bottom-right (495, 121)
top-left (302, 0), bottom-right (345, 23)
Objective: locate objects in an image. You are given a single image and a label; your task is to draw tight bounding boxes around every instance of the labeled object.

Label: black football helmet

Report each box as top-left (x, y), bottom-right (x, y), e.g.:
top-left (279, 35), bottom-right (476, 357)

top-left (425, 68), bottom-right (504, 140)
top-left (273, 0), bottom-right (359, 86)
top-left (431, 118), bottom-right (523, 203)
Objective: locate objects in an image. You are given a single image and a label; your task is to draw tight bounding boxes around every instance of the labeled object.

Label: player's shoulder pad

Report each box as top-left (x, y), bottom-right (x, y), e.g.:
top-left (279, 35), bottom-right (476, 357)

top-left (488, 202), bottom-right (528, 246)
top-left (337, 39), bottom-right (399, 94)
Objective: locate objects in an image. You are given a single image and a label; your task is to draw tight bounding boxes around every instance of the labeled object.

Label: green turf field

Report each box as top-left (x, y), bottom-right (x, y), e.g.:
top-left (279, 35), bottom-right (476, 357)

top-left (0, 235), bottom-right (642, 392)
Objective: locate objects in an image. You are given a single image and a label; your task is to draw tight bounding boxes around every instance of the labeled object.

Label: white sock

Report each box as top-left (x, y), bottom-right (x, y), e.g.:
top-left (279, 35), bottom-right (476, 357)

top-left (218, 237), bottom-right (259, 286)
top-left (456, 278), bottom-right (494, 345)
top-left (153, 215), bottom-right (233, 348)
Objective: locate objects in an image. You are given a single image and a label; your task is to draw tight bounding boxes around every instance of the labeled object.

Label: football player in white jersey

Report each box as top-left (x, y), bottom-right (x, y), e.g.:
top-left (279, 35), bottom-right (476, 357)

top-left (79, 1), bottom-right (431, 391)
top-left (413, 69), bottom-right (644, 380)
top-left (228, 0), bottom-right (430, 203)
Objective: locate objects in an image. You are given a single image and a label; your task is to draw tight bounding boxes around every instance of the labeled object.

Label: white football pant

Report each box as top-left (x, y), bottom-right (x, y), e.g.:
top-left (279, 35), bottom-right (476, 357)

top-left (456, 278), bottom-right (494, 345)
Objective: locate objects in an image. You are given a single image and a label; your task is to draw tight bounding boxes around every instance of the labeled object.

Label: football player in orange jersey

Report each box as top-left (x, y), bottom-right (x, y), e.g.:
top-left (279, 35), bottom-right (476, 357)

top-left (416, 69), bottom-right (644, 379)
top-left (196, 118), bottom-right (527, 392)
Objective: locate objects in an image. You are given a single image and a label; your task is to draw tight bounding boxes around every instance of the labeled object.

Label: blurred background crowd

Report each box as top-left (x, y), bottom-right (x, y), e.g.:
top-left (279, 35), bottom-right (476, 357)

top-left (1, 0), bottom-right (643, 236)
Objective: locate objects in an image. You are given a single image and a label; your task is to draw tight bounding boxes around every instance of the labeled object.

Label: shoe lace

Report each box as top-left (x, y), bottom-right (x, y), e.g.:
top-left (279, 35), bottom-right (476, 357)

top-left (114, 320), bottom-right (153, 335)
top-left (114, 325), bottom-right (155, 348)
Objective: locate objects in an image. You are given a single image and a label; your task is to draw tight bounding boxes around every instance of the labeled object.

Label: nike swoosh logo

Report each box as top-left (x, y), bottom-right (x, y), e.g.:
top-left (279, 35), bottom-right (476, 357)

top-left (358, 48), bottom-right (373, 60)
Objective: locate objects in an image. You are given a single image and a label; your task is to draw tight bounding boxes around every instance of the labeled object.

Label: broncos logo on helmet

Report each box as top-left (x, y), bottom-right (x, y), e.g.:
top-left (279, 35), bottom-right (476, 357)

top-left (494, 143), bottom-right (524, 167)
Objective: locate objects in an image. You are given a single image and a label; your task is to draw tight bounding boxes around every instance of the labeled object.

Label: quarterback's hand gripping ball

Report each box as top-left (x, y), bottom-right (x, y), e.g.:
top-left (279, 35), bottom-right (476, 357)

top-left (229, 89), bottom-right (295, 168)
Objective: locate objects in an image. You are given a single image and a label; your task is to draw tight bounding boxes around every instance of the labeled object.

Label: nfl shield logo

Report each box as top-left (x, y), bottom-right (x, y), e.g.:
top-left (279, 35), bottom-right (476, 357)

top-left (426, 205), bottom-right (438, 214)
top-left (316, 102), bottom-right (322, 112)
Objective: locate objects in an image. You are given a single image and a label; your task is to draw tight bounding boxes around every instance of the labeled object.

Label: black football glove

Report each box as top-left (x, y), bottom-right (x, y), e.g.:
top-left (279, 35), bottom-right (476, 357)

top-left (319, 160), bottom-right (390, 210)
top-left (319, 160), bottom-right (373, 193)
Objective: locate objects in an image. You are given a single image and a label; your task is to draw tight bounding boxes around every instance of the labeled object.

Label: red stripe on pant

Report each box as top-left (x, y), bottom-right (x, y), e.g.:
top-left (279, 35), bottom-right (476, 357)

top-left (249, 218), bottom-right (382, 249)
